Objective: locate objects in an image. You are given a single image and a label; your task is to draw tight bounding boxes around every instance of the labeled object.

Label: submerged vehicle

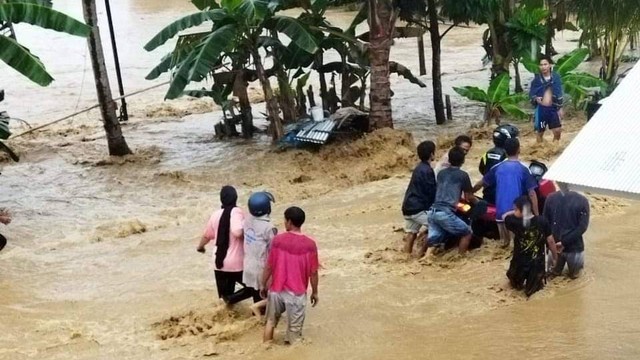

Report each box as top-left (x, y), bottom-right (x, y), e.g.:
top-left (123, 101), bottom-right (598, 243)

top-left (447, 160), bottom-right (556, 250)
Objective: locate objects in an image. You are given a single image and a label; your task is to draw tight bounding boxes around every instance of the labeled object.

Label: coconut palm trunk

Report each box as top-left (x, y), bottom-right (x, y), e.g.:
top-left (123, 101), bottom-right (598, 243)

top-left (82, 0), bottom-right (131, 156)
top-left (427, 0), bottom-right (446, 125)
top-left (368, 0), bottom-right (395, 129)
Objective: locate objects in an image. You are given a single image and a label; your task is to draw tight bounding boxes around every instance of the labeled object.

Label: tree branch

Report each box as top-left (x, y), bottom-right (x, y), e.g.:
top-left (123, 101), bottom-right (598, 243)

top-left (440, 24), bottom-right (456, 40)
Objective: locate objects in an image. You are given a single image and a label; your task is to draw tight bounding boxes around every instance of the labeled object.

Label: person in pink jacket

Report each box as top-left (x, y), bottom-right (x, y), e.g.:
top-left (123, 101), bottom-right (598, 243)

top-left (197, 186), bottom-right (246, 301)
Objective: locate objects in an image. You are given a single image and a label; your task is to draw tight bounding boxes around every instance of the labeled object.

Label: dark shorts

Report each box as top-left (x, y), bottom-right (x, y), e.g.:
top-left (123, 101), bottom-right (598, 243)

top-left (534, 105), bottom-right (562, 132)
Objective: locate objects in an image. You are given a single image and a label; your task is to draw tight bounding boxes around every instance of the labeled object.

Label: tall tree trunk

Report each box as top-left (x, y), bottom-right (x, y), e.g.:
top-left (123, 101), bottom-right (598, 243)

top-left (340, 53), bottom-right (352, 107)
top-left (368, 0), bottom-right (395, 129)
top-left (252, 50), bottom-right (283, 141)
top-left (428, 0), bottom-right (446, 125)
top-left (316, 52), bottom-right (329, 110)
top-left (417, 31), bottom-right (426, 76)
top-left (271, 30), bottom-right (297, 124)
top-left (514, 60), bottom-right (523, 93)
top-left (234, 70), bottom-right (253, 138)
top-left (489, 2), bottom-right (513, 78)
top-left (276, 67), bottom-right (297, 124)
top-left (82, 0), bottom-right (131, 156)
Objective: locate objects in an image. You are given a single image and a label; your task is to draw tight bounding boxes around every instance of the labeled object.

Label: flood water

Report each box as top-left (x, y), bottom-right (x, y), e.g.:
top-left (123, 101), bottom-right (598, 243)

top-left (1, 1), bottom-right (640, 359)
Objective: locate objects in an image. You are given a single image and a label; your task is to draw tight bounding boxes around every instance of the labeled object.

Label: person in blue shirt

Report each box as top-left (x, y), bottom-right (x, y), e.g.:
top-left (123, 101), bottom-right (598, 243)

top-left (530, 55), bottom-right (564, 143)
top-left (474, 138), bottom-right (539, 247)
top-left (401, 141), bottom-right (437, 256)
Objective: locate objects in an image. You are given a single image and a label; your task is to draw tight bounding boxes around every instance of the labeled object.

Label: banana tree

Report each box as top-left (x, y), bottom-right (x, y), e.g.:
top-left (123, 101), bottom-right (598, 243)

top-left (523, 48), bottom-right (606, 107)
top-left (454, 74), bottom-right (529, 125)
top-left (506, 5), bottom-right (548, 92)
top-left (568, 0), bottom-right (640, 87)
top-left (0, 0), bottom-right (90, 85)
top-left (144, 0), bottom-right (318, 142)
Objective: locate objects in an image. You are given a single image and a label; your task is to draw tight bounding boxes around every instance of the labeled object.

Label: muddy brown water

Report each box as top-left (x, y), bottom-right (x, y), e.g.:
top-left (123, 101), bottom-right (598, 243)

top-left (1, 1), bottom-right (640, 359)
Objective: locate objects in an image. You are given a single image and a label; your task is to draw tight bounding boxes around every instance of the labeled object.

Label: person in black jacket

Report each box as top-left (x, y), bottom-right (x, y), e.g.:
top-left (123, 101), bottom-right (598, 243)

top-left (402, 141), bottom-right (437, 256)
top-left (543, 182), bottom-right (590, 279)
top-left (478, 124), bottom-right (519, 204)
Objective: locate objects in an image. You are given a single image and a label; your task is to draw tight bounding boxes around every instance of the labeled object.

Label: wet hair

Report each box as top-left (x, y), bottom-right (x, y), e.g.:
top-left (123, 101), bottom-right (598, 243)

top-left (448, 147), bottom-right (466, 167)
top-left (539, 55), bottom-right (554, 65)
top-left (504, 138), bottom-right (520, 156)
top-left (284, 206), bottom-right (306, 228)
top-left (417, 140), bottom-right (436, 162)
top-left (454, 135), bottom-right (473, 147)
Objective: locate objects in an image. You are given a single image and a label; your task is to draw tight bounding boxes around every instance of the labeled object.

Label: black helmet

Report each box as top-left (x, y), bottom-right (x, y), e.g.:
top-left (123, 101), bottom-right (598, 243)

top-left (493, 124), bottom-right (520, 147)
top-left (248, 191), bottom-right (275, 217)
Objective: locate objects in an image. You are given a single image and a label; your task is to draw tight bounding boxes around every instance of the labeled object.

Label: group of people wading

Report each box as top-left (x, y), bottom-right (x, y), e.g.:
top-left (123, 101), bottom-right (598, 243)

top-left (195, 56), bottom-right (590, 345)
top-left (401, 56), bottom-right (590, 297)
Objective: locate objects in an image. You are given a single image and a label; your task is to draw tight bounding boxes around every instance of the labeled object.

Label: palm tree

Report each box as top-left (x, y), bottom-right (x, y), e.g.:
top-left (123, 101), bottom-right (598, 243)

top-left (0, 0), bottom-right (90, 85)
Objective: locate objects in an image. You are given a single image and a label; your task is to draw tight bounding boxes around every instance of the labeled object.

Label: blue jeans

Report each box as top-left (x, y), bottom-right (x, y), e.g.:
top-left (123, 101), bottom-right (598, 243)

top-left (427, 208), bottom-right (471, 247)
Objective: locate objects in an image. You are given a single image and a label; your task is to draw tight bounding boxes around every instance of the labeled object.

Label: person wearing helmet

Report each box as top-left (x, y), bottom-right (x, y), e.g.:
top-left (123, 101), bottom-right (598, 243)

top-left (478, 124), bottom-right (519, 204)
top-left (238, 191), bottom-right (278, 315)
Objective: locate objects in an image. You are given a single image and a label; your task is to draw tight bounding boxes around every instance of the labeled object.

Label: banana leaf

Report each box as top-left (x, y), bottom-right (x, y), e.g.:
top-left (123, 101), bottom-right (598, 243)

top-left (223, 0), bottom-right (269, 21)
top-left (191, 0), bottom-right (220, 10)
top-left (0, 2), bottom-right (89, 36)
top-left (453, 86), bottom-right (489, 103)
top-left (271, 15), bottom-right (318, 54)
top-left (144, 9), bottom-right (226, 51)
top-left (166, 24), bottom-right (237, 99)
top-left (0, 34), bottom-right (53, 86)
top-left (555, 48), bottom-right (589, 76)
top-left (487, 73), bottom-right (511, 103)
top-left (500, 103), bottom-right (529, 120)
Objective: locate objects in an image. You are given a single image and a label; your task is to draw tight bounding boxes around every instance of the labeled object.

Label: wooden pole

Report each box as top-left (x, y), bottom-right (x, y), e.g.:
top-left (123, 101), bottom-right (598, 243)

top-left (82, 0), bottom-right (131, 155)
top-left (418, 31), bottom-right (426, 76)
top-left (445, 95), bottom-right (452, 120)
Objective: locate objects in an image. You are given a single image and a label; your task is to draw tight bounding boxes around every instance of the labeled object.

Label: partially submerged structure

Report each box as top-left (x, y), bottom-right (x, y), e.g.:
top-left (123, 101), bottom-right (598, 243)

top-left (544, 61), bottom-right (640, 200)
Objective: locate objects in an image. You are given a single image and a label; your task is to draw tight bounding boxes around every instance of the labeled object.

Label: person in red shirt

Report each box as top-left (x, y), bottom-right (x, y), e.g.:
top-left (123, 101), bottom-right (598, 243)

top-left (260, 206), bottom-right (319, 344)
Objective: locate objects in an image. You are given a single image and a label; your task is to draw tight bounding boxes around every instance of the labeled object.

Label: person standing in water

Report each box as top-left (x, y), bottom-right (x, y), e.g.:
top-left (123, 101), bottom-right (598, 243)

top-left (197, 185), bottom-right (246, 302)
top-left (238, 191), bottom-right (278, 316)
top-left (544, 182), bottom-right (590, 279)
top-left (474, 138), bottom-right (539, 248)
top-left (401, 141), bottom-right (437, 257)
top-left (261, 206), bottom-right (319, 344)
top-left (530, 55), bottom-right (564, 142)
top-left (503, 196), bottom-right (558, 297)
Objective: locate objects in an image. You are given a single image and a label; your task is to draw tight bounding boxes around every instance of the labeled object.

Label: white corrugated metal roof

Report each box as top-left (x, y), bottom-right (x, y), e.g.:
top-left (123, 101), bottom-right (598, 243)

top-left (544, 61), bottom-right (640, 200)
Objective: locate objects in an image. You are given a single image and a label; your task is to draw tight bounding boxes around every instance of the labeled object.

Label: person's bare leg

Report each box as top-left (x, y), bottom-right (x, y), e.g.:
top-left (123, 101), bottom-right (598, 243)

top-left (536, 131), bottom-right (544, 143)
top-left (263, 320), bottom-right (276, 342)
top-left (552, 127), bottom-right (562, 141)
top-left (251, 300), bottom-right (267, 317)
top-left (403, 232), bottom-right (417, 254)
top-left (458, 233), bottom-right (473, 254)
top-left (416, 230), bottom-right (428, 257)
top-left (498, 223), bottom-right (511, 248)
top-left (424, 245), bottom-right (437, 259)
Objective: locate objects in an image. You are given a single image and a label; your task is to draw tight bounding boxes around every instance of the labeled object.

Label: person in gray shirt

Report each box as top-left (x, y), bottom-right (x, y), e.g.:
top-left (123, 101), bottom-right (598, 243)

top-left (425, 147), bottom-right (478, 259)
